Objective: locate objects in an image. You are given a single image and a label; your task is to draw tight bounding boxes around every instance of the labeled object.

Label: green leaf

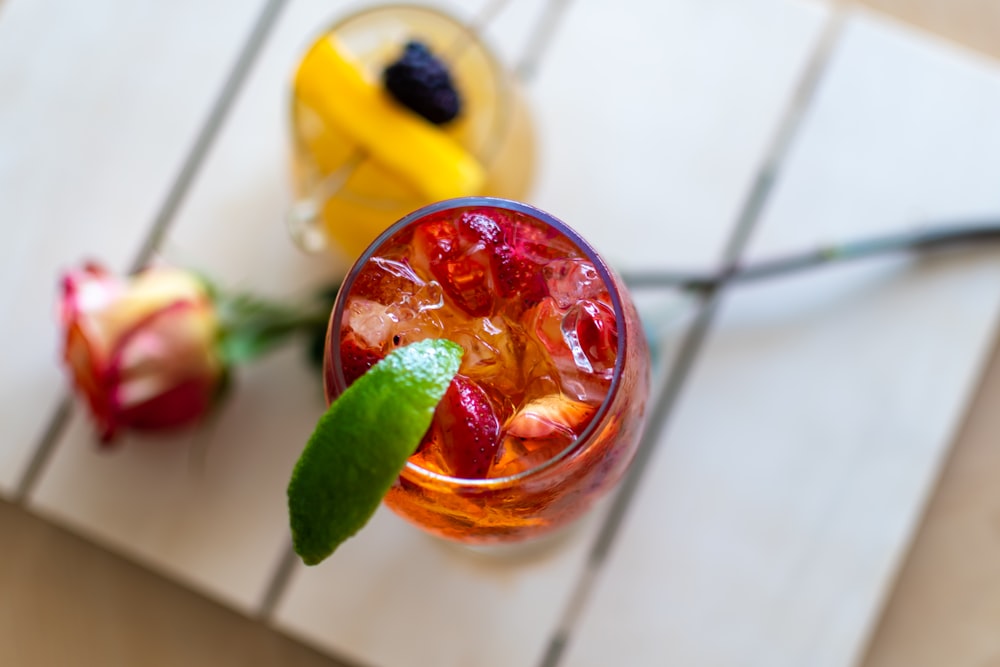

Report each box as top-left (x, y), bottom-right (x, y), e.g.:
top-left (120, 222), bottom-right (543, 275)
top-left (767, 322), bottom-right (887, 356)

top-left (214, 288), bottom-right (336, 366)
top-left (287, 339), bottom-right (463, 565)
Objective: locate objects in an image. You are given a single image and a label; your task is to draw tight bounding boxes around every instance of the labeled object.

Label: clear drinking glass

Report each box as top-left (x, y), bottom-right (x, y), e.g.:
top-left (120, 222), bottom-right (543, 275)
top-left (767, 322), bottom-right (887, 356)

top-left (288, 5), bottom-right (535, 259)
top-left (324, 198), bottom-right (651, 545)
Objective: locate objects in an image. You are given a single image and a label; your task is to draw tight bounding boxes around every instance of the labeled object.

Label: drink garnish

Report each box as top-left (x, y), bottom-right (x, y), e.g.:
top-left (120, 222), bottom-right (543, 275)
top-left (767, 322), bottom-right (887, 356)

top-left (383, 41), bottom-right (461, 124)
top-left (294, 35), bottom-right (484, 200)
top-left (288, 338), bottom-right (462, 565)
top-left (426, 374), bottom-right (500, 478)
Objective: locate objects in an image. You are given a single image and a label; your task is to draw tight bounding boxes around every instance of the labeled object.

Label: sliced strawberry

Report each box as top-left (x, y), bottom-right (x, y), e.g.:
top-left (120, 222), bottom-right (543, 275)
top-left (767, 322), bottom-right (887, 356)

top-left (492, 243), bottom-right (548, 305)
top-left (412, 213), bottom-right (496, 316)
top-left (456, 209), bottom-right (504, 248)
top-left (412, 217), bottom-right (460, 267)
top-left (542, 258), bottom-right (608, 309)
top-left (338, 333), bottom-right (384, 386)
top-left (501, 214), bottom-right (572, 261)
top-left (430, 375), bottom-right (500, 478)
top-left (432, 255), bottom-right (494, 316)
top-left (489, 215), bottom-right (557, 305)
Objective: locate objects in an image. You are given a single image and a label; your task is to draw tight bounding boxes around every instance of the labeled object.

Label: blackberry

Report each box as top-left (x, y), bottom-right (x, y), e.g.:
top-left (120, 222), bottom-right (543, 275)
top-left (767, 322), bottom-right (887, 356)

top-left (382, 40), bottom-right (461, 125)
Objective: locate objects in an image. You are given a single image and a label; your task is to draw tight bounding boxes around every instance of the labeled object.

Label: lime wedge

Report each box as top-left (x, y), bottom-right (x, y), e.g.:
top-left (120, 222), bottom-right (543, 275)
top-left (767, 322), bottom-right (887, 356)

top-left (288, 339), bottom-right (463, 565)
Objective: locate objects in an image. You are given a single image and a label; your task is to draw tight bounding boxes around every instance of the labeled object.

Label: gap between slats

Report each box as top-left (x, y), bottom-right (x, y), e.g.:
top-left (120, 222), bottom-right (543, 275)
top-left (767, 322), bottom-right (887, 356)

top-left (535, 8), bottom-right (849, 667)
top-left (12, 0), bottom-right (289, 503)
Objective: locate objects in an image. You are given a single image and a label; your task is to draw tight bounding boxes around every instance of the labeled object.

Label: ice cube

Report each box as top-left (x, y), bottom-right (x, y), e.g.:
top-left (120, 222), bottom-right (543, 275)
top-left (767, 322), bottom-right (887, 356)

top-left (352, 256), bottom-right (426, 304)
top-left (414, 280), bottom-right (445, 313)
top-left (522, 297), bottom-right (615, 404)
top-left (561, 299), bottom-right (617, 377)
top-left (544, 258), bottom-right (608, 309)
top-left (346, 298), bottom-right (395, 348)
top-left (524, 297), bottom-right (566, 359)
top-left (491, 430), bottom-right (575, 478)
top-left (449, 315), bottom-right (525, 395)
top-left (387, 307), bottom-right (445, 349)
top-left (493, 392), bottom-right (598, 478)
top-left (505, 394), bottom-right (596, 439)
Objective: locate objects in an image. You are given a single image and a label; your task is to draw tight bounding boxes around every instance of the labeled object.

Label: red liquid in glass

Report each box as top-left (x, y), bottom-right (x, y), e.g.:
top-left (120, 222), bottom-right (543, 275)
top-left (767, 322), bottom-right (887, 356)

top-left (326, 200), bottom-right (649, 544)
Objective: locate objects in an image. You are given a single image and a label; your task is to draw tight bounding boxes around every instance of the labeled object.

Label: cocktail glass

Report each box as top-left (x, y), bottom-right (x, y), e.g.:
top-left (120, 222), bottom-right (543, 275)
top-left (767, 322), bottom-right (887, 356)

top-left (287, 5), bottom-right (535, 259)
top-left (324, 197), bottom-right (651, 545)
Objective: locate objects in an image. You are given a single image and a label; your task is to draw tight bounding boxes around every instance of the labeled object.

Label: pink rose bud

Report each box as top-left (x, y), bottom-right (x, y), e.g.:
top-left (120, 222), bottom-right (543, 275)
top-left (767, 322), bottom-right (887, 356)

top-left (60, 262), bottom-right (225, 443)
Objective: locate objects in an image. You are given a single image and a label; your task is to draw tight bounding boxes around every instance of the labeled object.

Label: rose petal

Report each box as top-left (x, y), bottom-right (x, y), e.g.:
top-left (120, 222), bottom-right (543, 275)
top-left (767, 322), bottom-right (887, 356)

top-left (109, 300), bottom-right (221, 420)
top-left (116, 378), bottom-right (216, 433)
top-left (60, 263), bottom-right (222, 443)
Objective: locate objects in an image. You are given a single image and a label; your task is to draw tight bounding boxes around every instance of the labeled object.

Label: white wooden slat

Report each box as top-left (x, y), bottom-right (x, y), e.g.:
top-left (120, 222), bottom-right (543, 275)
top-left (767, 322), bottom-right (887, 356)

top-left (0, 0), bottom-right (269, 496)
top-left (26, 347), bottom-right (320, 614)
top-left (476, 0), bottom-right (554, 74)
top-left (561, 10), bottom-right (1000, 667)
top-left (277, 502), bottom-right (611, 667)
top-left (270, 2), bottom-right (830, 666)
top-left (530, 0), bottom-right (832, 273)
top-left (23, 0), bottom-right (498, 617)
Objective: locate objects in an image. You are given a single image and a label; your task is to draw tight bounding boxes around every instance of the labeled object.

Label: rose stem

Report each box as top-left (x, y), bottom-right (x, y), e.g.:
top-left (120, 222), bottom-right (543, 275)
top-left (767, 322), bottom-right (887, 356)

top-left (620, 220), bottom-right (1000, 293)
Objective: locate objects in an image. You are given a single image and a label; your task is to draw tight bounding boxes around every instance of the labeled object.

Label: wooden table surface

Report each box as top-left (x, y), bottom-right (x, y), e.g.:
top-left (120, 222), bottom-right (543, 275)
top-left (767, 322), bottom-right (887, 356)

top-left (2, 0), bottom-right (1000, 665)
top-left (833, 4), bottom-right (1000, 665)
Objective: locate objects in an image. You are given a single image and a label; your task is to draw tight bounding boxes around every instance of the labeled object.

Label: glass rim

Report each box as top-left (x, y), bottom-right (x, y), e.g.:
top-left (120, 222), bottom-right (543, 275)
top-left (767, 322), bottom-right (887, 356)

top-left (328, 196), bottom-right (630, 488)
top-left (288, 3), bottom-right (517, 210)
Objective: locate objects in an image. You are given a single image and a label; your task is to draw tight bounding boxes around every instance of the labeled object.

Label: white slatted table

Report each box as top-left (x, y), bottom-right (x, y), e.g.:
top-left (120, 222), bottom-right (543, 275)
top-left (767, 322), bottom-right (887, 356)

top-left (0, 0), bottom-right (271, 496)
top-left (3, 1), bottom-right (1000, 666)
top-left (560, 13), bottom-right (1000, 666)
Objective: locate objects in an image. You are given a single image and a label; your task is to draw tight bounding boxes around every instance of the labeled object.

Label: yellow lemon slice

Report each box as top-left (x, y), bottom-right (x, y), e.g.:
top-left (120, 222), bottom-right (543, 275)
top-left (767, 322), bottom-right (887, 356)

top-left (294, 35), bottom-right (485, 202)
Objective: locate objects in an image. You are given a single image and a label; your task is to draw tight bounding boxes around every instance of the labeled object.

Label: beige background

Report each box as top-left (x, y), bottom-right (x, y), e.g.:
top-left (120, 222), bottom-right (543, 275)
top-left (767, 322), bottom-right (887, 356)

top-left (2, 1), bottom-right (999, 665)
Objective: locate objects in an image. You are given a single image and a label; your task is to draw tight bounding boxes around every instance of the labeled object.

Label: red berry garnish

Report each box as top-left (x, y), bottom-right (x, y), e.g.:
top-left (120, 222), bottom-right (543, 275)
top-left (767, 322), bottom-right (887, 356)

top-left (339, 334), bottom-right (385, 386)
top-left (498, 215), bottom-right (563, 303)
top-left (383, 41), bottom-right (461, 125)
top-left (430, 375), bottom-right (500, 478)
top-left (412, 212), bottom-right (497, 316)
top-left (432, 255), bottom-right (494, 317)
top-left (492, 243), bottom-right (549, 305)
top-left (457, 209), bottom-right (504, 248)
top-left (412, 217), bottom-right (460, 267)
